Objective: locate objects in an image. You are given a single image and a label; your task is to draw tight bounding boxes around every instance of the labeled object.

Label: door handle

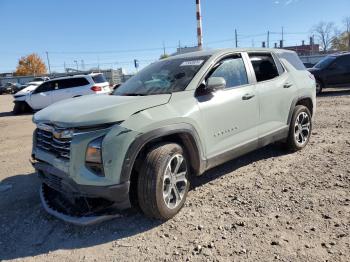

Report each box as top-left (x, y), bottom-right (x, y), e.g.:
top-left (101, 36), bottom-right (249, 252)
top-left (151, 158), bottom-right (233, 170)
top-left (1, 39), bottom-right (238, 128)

top-left (283, 82), bottom-right (293, 88)
top-left (242, 93), bottom-right (255, 100)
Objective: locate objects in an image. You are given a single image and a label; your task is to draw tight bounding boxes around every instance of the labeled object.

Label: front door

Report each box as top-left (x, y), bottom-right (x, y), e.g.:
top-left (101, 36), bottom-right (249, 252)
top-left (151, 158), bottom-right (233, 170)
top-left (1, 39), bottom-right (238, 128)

top-left (196, 54), bottom-right (259, 159)
top-left (28, 81), bottom-right (54, 110)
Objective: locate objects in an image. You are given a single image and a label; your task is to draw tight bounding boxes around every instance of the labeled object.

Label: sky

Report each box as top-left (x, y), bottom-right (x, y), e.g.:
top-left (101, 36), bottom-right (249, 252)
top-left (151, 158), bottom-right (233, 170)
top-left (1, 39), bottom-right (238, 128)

top-left (0, 0), bottom-right (349, 73)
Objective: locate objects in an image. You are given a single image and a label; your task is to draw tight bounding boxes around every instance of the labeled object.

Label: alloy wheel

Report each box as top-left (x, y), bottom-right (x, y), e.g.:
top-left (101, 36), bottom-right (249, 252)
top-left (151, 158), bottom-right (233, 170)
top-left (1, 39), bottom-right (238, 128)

top-left (294, 111), bottom-right (311, 146)
top-left (162, 154), bottom-right (188, 209)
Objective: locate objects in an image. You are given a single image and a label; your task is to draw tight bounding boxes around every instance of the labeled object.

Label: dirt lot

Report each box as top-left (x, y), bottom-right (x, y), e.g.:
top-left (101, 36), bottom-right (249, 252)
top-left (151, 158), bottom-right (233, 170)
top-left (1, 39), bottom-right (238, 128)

top-left (0, 91), bottom-right (349, 262)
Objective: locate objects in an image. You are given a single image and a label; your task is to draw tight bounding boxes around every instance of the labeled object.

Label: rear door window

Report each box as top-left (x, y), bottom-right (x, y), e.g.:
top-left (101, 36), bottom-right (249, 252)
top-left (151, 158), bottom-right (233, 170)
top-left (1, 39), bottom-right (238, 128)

top-left (57, 78), bottom-right (89, 89)
top-left (209, 55), bottom-right (249, 88)
top-left (248, 53), bottom-right (280, 82)
top-left (92, 74), bottom-right (107, 83)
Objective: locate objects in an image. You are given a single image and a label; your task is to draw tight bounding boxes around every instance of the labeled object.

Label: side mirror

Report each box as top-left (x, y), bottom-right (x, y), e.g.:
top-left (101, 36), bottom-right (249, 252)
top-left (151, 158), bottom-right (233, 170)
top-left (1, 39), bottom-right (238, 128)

top-left (206, 77), bottom-right (226, 92)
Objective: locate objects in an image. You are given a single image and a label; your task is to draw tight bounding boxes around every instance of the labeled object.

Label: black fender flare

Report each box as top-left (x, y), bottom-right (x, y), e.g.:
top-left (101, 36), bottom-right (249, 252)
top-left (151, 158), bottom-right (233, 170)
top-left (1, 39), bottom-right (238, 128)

top-left (287, 95), bottom-right (313, 125)
top-left (119, 123), bottom-right (206, 183)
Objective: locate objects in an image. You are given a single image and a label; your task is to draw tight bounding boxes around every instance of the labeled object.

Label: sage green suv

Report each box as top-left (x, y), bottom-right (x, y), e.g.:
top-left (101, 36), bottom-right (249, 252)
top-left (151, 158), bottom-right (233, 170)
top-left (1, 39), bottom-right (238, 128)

top-left (32, 48), bottom-right (316, 224)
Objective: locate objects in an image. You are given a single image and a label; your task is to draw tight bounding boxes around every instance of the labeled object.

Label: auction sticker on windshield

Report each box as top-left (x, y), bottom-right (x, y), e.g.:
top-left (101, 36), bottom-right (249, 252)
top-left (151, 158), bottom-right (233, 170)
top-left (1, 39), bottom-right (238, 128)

top-left (180, 60), bottom-right (204, 66)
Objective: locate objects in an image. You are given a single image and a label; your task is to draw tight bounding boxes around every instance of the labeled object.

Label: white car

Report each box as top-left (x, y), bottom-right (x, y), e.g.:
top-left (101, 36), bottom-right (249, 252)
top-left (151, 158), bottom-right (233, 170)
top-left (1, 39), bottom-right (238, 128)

top-left (13, 73), bottom-right (111, 114)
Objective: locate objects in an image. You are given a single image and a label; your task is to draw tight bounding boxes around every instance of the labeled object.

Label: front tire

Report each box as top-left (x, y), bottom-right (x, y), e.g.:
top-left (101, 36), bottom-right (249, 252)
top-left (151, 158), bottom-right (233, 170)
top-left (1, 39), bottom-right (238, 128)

top-left (286, 105), bottom-right (312, 151)
top-left (137, 143), bottom-right (190, 220)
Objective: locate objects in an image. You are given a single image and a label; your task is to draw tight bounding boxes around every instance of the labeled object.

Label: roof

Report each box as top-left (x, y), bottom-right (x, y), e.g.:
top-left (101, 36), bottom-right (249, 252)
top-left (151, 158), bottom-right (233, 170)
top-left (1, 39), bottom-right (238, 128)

top-left (169, 48), bottom-right (296, 59)
top-left (328, 52), bottom-right (350, 57)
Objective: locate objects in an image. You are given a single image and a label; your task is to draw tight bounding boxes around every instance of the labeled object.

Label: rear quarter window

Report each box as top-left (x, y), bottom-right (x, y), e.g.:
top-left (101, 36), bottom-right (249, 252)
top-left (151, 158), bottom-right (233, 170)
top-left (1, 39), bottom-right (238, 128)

top-left (92, 74), bottom-right (107, 83)
top-left (277, 52), bottom-right (306, 71)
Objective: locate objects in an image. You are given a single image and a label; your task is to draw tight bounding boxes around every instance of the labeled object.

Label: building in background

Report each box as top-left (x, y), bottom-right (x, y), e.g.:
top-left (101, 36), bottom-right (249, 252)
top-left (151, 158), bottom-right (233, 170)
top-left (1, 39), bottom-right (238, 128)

top-left (284, 41), bottom-right (320, 56)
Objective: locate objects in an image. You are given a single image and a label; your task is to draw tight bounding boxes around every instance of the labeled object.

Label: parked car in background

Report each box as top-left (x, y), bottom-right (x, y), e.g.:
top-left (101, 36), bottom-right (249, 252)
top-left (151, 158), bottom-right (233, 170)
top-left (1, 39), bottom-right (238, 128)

top-left (308, 52), bottom-right (350, 94)
top-left (0, 83), bottom-right (12, 95)
top-left (13, 73), bottom-right (110, 114)
top-left (303, 62), bottom-right (315, 68)
top-left (13, 80), bottom-right (46, 97)
top-left (32, 76), bottom-right (50, 82)
top-left (0, 82), bottom-right (25, 94)
top-left (31, 48), bottom-right (316, 224)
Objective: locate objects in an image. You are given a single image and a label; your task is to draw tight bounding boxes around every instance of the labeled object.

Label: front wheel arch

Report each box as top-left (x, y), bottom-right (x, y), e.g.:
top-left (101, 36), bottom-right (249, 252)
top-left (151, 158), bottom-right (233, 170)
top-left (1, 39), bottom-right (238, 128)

top-left (124, 126), bottom-right (205, 207)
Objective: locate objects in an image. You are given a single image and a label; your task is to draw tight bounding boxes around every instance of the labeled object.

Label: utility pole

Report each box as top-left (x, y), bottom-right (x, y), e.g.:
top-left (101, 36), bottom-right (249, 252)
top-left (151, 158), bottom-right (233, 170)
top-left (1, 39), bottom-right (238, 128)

top-left (267, 31), bottom-right (270, 48)
top-left (64, 62), bottom-right (66, 73)
top-left (235, 29), bottom-right (238, 48)
top-left (281, 27), bottom-right (284, 48)
top-left (196, 0), bottom-right (203, 49)
top-left (45, 51), bottom-right (51, 75)
top-left (162, 41), bottom-right (166, 56)
top-left (74, 60), bottom-right (78, 71)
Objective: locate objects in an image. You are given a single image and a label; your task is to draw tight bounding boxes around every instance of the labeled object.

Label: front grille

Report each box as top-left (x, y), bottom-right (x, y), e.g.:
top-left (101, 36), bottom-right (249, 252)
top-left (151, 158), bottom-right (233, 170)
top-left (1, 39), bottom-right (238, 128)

top-left (36, 127), bottom-right (71, 159)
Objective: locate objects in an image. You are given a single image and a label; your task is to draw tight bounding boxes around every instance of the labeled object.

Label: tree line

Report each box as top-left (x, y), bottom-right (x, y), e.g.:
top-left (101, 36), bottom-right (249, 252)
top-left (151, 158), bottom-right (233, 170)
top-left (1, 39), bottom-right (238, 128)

top-left (313, 17), bottom-right (350, 52)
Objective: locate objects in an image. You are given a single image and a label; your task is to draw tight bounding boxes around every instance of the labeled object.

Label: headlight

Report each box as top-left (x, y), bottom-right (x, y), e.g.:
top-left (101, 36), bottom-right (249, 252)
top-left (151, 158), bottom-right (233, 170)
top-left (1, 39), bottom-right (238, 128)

top-left (85, 136), bottom-right (104, 176)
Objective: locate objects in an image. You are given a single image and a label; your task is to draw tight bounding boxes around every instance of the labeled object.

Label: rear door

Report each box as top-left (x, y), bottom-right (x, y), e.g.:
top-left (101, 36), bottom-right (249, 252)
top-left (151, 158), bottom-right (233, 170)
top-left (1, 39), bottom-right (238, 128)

top-left (248, 52), bottom-right (296, 137)
top-left (28, 81), bottom-right (54, 109)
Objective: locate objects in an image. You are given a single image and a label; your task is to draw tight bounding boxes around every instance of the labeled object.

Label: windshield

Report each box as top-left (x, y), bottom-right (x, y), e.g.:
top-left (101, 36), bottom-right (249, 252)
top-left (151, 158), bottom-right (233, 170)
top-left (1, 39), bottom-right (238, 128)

top-left (313, 56), bottom-right (336, 69)
top-left (113, 56), bottom-right (209, 96)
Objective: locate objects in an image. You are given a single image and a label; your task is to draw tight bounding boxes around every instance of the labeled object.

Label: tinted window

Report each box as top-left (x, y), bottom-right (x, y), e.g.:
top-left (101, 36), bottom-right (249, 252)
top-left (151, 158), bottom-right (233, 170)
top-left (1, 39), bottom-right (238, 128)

top-left (34, 81), bottom-right (54, 93)
top-left (249, 53), bottom-right (279, 82)
top-left (335, 56), bottom-right (350, 69)
top-left (209, 56), bottom-right (248, 88)
top-left (114, 56), bottom-right (209, 96)
top-left (277, 52), bottom-right (306, 71)
top-left (57, 78), bottom-right (89, 89)
top-left (92, 74), bottom-right (107, 83)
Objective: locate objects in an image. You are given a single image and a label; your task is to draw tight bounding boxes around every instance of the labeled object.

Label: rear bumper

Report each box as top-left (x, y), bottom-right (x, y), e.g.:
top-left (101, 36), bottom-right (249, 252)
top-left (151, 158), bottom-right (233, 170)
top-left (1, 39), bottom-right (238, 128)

top-left (35, 161), bottom-right (131, 207)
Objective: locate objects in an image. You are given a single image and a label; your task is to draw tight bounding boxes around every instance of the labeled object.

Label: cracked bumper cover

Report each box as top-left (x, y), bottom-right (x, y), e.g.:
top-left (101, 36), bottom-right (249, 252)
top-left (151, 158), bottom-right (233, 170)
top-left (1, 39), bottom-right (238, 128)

top-left (34, 161), bottom-right (131, 224)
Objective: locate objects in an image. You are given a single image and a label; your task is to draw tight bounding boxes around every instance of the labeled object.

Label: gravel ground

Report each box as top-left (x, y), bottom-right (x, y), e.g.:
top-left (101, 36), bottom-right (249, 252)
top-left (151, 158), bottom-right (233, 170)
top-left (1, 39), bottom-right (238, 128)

top-left (0, 90), bottom-right (349, 262)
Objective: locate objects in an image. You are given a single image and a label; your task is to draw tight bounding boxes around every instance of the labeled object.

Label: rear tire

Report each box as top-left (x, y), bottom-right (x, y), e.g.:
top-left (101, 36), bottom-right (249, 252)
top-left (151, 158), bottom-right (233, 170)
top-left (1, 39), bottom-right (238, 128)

top-left (137, 143), bottom-right (190, 220)
top-left (286, 105), bottom-right (312, 152)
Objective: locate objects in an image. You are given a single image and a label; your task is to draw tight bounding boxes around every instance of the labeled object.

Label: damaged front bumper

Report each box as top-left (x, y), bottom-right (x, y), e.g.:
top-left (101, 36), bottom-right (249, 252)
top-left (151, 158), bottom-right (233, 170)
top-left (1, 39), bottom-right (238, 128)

top-left (34, 161), bottom-right (131, 225)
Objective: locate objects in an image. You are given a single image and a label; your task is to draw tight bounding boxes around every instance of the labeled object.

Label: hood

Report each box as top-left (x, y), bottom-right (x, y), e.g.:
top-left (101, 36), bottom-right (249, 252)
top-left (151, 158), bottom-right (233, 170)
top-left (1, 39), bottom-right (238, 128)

top-left (33, 94), bottom-right (171, 128)
top-left (307, 67), bottom-right (321, 74)
top-left (14, 85), bottom-right (38, 96)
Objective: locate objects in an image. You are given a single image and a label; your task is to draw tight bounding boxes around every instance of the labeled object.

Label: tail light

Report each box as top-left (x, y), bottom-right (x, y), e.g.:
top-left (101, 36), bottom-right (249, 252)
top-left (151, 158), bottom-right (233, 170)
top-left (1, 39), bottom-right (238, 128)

top-left (91, 86), bottom-right (102, 92)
